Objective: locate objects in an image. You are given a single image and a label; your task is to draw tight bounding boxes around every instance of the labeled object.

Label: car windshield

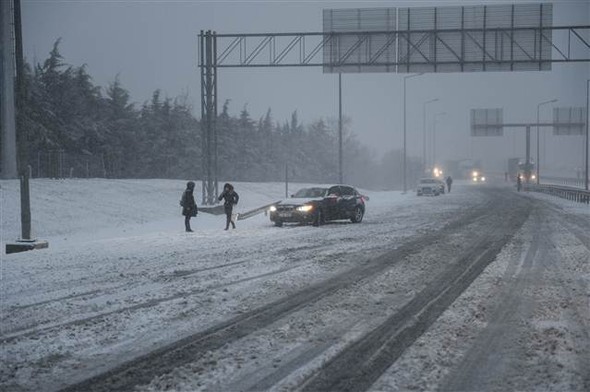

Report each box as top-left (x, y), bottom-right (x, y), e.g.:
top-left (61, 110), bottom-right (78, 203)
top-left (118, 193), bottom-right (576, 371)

top-left (292, 188), bottom-right (328, 198)
top-left (419, 179), bottom-right (437, 184)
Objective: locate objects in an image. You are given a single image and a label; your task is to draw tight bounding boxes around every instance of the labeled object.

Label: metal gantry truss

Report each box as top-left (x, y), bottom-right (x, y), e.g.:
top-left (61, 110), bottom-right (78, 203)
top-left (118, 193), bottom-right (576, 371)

top-left (198, 25), bottom-right (590, 203)
top-left (208, 25), bottom-right (590, 70)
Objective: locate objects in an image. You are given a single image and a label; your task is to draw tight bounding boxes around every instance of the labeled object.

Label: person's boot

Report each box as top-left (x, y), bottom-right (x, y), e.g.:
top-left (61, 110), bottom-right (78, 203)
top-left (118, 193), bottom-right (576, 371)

top-left (231, 221), bottom-right (236, 229)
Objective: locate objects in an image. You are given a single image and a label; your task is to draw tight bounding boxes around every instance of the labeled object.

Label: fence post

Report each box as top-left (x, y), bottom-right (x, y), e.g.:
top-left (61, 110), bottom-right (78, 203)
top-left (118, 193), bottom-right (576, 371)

top-left (101, 154), bottom-right (107, 178)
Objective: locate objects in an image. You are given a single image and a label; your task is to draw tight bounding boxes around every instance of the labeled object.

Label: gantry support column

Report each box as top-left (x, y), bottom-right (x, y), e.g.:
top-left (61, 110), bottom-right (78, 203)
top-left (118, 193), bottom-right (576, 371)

top-left (200, 30), bottom-right (218, 205)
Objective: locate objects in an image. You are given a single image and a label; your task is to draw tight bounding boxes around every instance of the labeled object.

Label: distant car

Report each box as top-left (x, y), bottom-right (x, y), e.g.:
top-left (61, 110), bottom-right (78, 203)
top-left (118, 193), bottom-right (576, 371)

top-left (269, 185), bottom-right (366, 227)
top-left (417, 178), bottom-right (442, 196)
top-left (471, 170), bottom-right (486, 183)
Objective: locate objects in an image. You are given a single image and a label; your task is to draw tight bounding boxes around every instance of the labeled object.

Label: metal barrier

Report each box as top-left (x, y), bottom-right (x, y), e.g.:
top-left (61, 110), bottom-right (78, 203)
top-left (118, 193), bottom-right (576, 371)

top-left (524, 183), bottom-right (590, 204)
top-left (541, 176), bottom-right (587, 188)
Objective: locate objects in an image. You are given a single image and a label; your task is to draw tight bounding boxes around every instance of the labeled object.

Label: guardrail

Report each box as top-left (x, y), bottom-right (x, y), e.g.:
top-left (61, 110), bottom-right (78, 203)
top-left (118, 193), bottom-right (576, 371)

top-left (541, 176), bottom-right (587, 189)
top-left (524, 183), bottom-right (590, 204)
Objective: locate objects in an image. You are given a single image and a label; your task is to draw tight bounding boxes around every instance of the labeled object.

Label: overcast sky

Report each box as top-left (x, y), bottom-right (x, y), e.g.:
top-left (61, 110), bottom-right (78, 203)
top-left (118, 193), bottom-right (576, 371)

top-left (22, 0), bottom-right (590, 175)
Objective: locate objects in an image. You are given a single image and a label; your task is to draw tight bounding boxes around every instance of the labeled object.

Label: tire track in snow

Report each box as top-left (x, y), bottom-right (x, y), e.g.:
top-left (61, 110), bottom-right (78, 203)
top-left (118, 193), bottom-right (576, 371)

top-left (10, 289), bottom-right (103, 310)
top-left (438, 210), bottom-right (543, 392)
top-left (297, 199), bottom-right (531, 392)
top-left (162, 244), bottom-right (326, 280)
top-left (538, 202), bottom-right (589, 253)
top-left (0, 264), bottom-right (302, 344)
top-left (549, 217), bottom-right (590, 391)
top-left (438, 207), bottom-right (590, 392)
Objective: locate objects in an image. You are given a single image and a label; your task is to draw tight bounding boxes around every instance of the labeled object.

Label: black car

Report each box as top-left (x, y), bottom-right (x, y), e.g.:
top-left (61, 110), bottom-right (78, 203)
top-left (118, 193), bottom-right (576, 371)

top-left (269, 185), bottom-right (366, 227)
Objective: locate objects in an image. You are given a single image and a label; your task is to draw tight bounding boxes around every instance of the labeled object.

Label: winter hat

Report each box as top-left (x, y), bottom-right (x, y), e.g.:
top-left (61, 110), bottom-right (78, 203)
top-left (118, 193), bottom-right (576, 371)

top-left (187, 181), bottom-right (195, 190)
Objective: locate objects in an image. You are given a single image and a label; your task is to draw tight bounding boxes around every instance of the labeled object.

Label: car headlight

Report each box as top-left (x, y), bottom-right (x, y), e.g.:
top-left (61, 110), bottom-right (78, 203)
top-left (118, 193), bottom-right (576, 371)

top-left (481, 177), bottom-right (486, 181)
top-left (472, 177), bottom-right (477, 182)
top-left (269, 205), bottom-right (277, 212)
top-left (296, 205), bottom-right (313, 212)
top-left (531, 174), bottom-right (536, 180)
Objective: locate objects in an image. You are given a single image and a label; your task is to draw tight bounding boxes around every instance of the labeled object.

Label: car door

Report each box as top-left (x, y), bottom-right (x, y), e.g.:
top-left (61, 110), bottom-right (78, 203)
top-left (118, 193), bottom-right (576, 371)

top-left (339, 186), bottom-right (357, 218)
top-left (325, 186), bottom-right (342, 219)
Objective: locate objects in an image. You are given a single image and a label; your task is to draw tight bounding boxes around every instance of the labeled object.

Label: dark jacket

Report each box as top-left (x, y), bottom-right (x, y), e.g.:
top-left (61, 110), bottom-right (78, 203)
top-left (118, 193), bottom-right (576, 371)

top-left (218, 189), bottom-right (239, 208)
top-left (181, 189), bottom-right (197, 217)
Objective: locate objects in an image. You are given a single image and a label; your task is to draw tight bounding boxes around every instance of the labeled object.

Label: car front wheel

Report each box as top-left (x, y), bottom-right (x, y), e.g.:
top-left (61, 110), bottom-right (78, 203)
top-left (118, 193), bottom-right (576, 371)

top-left (351, 206), bottom-right (364, 223)
top-left (312, 208), bottom-right (324, 227)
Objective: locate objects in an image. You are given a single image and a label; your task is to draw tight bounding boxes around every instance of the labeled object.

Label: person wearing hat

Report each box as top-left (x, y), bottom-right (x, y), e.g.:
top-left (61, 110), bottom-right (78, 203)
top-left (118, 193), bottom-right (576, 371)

top-left (180, 181), bottom-right (198, 232)
top-left (218, 183), bottom-right (239, 230)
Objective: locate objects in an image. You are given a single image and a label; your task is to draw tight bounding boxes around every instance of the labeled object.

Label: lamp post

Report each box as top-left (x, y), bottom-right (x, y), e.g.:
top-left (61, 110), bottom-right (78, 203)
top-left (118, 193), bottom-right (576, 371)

top-left (403, 73), bottom-right (422, 193)
top-left (423, 98), bottom-right (439, 171)
top-left (338, 73), bottom-right (343, 184)
top-left (586, 80), bottom-right (589, 191)
top-left (432, 112), bottom-right (447, 169)
top-left (536, 98), bottom-right (557, 184)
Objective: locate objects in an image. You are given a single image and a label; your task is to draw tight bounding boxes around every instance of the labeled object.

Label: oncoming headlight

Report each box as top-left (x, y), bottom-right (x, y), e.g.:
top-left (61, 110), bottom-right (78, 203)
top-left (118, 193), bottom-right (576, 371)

top-left (269, 205), bottom-right (277, 212)
top-left (481, 177), bottom-right (486, 181)
top-left (296, 205), bottom-right (313, 213)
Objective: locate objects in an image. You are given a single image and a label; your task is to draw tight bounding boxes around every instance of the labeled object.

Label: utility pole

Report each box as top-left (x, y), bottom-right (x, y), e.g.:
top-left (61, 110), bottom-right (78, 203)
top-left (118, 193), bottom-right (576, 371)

top-left (13, 0), bottom-right (32, 240)
top-left (0, 0), bottom-right (18, 179)
top-left (5, 0), bottom-right (47, 253)
top-left (433, 112), bottom-right (447, 169)
top-left (423, 98), bottom-right (438, 171)
top-left (338, 73), bottom-right (343, 184)
top-left (285, 163), bottom-right (289, 198)
top-left (403, 73), bottom-right (422, 193)
top-left (586, 79), bottom-right (589, 190)
top-left (536, 98), bottom-right (557, 184)
top-left (525, 125), bottom-right (531, 183)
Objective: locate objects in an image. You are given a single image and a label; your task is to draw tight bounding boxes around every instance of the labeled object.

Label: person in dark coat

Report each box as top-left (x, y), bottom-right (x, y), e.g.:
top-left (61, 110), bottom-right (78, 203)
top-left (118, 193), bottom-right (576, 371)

top-left (516, 175), bottom-right (522, 192)
top-left (446, 176), bottom-right (453, 193)
top-left (218, 183), bottom-right (239, 230)
top-left (180, 181), bottom-right (197, 232)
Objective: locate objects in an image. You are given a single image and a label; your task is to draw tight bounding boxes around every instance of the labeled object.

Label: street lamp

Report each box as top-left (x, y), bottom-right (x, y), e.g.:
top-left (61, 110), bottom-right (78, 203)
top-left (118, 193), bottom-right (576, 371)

top-left (586, 79), bottom-right (589, 191)
top-left (423, 98), bottom-right (439, 170)
top-left (403, 73), bottom-right (423, 193)
top-left (432, 112), bottom-right (447, 168)
top-left (536, 98), bottom-right (557, 184)
top-left (338, 73), bottom-right (343, 184)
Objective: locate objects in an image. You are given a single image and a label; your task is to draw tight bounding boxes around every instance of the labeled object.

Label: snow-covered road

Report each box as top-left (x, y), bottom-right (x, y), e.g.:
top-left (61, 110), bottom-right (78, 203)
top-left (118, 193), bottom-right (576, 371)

top-left (1, 179), bottom-right (588, 391)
